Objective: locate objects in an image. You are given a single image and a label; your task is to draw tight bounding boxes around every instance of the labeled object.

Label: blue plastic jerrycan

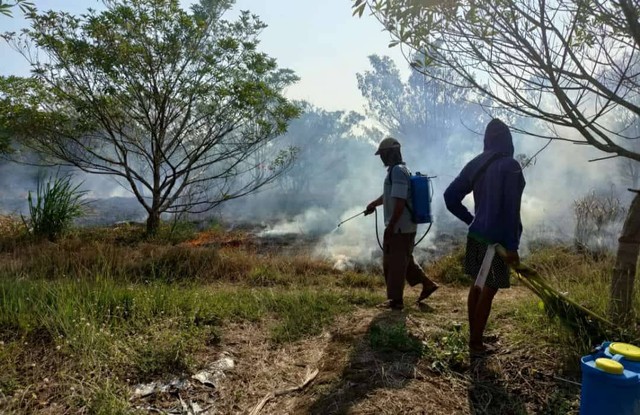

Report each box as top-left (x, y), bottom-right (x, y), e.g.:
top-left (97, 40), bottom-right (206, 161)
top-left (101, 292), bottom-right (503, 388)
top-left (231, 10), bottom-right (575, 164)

top-left (580, 351), bottom-right (640, 415)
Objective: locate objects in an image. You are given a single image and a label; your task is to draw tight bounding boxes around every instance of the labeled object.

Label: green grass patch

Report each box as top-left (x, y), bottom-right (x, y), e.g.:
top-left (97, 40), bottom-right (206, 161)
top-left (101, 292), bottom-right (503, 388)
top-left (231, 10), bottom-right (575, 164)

top-left (369, 321), bottom-right (424, 356)
top-left (70, 379), bottom-right (133, 415)
top-left (0, 275), bottom-right (382, 373)
top-left (247, 265), bottom-right (291, 287)
top-left (268, 290), bottom-right (366, 343)
top-left (0, 271), bottom-right (382, 412)
top-left (420, 323), bottom-right (468, 372)
top-left (0, 277), bottom-right (379, 341)
top-left (0, 342), bottom-right (21, 396)
top-left (337, 271), bottom-right (383, 289)
top-left (133, 329), bottom-right (196, 379)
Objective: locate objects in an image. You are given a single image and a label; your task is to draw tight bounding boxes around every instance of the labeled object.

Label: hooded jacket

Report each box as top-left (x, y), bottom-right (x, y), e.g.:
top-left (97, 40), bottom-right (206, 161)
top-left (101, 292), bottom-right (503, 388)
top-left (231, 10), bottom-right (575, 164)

top-left (443, 119), bottom-right (526, 251)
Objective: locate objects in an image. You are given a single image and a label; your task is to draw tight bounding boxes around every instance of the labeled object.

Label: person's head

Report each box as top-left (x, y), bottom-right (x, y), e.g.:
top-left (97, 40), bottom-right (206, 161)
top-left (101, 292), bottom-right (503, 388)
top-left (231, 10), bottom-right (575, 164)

top-left (375, 137), bottom-right (403, 167)
top-left (483, 118), bottom-right (514, 156)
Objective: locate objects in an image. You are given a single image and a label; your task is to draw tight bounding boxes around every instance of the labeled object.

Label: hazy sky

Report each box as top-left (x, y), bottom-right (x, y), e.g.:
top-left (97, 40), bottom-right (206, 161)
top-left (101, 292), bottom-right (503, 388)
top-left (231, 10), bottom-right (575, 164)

top-left (0, 0), bottom-right (410, 112)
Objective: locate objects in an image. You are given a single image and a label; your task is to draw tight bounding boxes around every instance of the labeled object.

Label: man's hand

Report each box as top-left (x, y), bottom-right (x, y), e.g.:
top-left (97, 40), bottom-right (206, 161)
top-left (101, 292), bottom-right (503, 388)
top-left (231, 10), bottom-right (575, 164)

top-left (384, 223), bottom-right (395, 242)
top-left (503, 250), bottom-right (520, 266)
top-left (364, 202), bottom-right (377, 216)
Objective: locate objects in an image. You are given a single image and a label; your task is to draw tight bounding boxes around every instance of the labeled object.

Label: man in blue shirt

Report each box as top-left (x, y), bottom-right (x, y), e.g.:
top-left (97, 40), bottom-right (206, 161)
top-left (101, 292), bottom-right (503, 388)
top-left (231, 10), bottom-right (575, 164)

top-left (444, 119), bottom-right (525, 355)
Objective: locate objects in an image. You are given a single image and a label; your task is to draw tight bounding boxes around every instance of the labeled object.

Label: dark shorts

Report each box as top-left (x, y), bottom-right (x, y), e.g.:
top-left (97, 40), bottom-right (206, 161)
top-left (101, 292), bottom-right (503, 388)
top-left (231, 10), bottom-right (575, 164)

top-left (464, 236), bottom-right (511, 289)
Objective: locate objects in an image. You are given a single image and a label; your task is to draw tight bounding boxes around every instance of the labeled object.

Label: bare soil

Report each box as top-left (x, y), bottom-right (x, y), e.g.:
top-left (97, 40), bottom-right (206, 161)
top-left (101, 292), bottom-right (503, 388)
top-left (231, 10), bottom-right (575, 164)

top-left (130, 285), bottom-right (580, 415)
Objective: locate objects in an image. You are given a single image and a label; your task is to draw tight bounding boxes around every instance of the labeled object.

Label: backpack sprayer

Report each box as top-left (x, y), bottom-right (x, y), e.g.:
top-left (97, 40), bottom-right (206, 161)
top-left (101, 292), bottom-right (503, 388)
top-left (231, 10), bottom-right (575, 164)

top-left (336, 173), bottom-right (436, 250)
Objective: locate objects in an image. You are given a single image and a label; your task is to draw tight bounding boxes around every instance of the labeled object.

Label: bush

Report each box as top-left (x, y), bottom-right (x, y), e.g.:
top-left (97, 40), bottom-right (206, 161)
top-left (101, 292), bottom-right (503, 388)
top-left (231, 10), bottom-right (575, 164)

top-left (573, 189), bottom-right (625, 256)
top-left (154, 220), bottom-right (197, 245)
top-left (23, 174), bottom-right (88, 241)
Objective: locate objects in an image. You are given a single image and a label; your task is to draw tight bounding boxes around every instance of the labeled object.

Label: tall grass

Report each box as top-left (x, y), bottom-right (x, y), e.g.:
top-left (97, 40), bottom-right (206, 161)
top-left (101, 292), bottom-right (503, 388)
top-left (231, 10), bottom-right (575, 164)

top-left (525, 246), bottom-right (615, 319)
top-left (427, 244), bottom-right (470, 285)
top-left (0, 275), bottom-right (381, 412)
top-left (0, 277), bottom-right (381, 345)
top-left (22, 174), bottom-right (88, 241)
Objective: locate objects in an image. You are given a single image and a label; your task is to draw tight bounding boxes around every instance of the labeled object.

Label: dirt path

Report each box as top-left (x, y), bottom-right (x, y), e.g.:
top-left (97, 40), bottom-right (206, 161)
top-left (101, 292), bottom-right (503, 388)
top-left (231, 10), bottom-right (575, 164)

top-left (129, 284), bottom-right (580, 414)
top-left (207, 285), bottom-right (577, 414)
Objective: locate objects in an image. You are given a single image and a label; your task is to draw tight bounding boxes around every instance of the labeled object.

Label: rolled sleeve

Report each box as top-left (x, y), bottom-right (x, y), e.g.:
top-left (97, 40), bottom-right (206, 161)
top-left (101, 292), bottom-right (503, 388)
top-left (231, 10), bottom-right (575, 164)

top-left (390, 166), bottom-right (409, 200)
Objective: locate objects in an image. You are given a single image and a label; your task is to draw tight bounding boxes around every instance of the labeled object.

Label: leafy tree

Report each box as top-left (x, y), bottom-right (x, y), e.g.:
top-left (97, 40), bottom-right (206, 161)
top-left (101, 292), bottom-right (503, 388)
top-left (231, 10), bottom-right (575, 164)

top-left (357, 54), bottom-right (487, 149)
top-left (0, 0), bottom-right (33, 17)
top-left (0, 0), bottom-right (35, 153)
top-left (277, 102), bottom-right (365, 199)
top-left (353, 0), bottom-right (640, 321)
top-left (1, 0), bottom-right (300, 234)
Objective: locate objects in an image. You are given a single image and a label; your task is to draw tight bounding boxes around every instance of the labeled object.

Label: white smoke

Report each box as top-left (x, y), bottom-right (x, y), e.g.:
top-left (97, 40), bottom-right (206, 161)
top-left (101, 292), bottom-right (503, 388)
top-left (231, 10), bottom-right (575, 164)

top-left (244, 104), bottom-right (630, 269)
top-left (1, 51), bottom-right (632, 264)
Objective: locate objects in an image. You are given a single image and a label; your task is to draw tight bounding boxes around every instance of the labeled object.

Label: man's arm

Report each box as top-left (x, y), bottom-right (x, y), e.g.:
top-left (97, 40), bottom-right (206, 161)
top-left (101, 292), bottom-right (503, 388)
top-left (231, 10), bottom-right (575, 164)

top-left (444, 174), bottom-right (474, 225)
top-left (502, 160), bottom-right (526, 252)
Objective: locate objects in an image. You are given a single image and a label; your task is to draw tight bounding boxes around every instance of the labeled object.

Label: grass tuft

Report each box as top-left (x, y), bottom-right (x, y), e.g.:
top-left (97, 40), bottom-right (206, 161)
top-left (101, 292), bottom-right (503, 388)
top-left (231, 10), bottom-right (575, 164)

top-left (427, 244), bottom-right (470, 285)
top-left (369, 321), bottom-right (424, 356)
top-left (23, 174), bottom-right (88, 241)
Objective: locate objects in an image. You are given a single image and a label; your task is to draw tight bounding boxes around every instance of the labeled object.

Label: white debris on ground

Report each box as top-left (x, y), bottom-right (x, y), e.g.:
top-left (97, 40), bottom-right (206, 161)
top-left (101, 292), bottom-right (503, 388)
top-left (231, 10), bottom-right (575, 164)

top-left (192, 355), bottom-right (235, 388)
top-left (131, 353), bottom-right (235, 415)
top-left (132, 378), bottom-right (190, 398)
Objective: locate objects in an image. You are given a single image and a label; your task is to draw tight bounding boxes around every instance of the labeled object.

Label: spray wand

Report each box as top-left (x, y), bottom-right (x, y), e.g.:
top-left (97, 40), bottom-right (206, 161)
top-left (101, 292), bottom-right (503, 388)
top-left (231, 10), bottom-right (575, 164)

top-left (336, 210), bottom-right (367, 228)
top-left (334, 209), bottom-right (384, 250)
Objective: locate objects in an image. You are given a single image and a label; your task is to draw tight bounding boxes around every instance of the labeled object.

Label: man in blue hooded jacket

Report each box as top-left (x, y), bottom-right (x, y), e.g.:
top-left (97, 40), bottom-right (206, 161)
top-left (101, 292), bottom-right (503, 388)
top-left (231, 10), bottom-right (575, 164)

top-left (444, 119), bottom-right (525, 354)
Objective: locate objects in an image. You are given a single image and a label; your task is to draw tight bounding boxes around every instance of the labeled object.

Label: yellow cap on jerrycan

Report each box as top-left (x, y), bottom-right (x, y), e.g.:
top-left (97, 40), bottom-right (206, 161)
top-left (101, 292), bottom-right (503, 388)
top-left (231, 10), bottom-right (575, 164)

top-left (609, 343), bottom-right (640, 362)
top-left (595, 358), bottom-right (624, 375)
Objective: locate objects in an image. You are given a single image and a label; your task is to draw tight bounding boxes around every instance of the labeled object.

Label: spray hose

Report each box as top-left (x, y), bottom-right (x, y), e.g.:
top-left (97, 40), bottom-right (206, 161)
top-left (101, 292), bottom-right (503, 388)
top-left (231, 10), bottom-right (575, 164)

top-left (336, 208), bottom-right (432, 250)
top-left (373, 208), bottom-right (433, 251)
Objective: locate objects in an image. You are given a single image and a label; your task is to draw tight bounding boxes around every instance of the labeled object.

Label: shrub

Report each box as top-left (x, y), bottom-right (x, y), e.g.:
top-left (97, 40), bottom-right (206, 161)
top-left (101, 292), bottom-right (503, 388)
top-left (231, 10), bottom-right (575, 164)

top-left (23, 174), bottom-right (88, 241)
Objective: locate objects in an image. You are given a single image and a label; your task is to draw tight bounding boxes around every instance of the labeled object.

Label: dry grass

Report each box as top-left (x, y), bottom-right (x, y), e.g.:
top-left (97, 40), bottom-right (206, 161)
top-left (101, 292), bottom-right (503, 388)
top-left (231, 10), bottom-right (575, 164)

top-left (0, 222), bottom-right (635, 414)
top-left (524, 244), bottom-right (619, 322)
top-left (426, 244), bottom-right (471, 286)
top-left (0, 215), bottom-right (22, 234)
top-left (0, 228), bottom-right (353, 287)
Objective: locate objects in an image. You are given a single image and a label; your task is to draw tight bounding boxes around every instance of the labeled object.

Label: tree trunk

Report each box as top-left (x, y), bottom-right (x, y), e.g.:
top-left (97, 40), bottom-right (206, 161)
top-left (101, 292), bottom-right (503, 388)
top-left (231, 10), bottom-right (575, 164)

top-left (610, 192), bottom-right (640, 323)
top-left (146, 209), bottom-right (161, 236)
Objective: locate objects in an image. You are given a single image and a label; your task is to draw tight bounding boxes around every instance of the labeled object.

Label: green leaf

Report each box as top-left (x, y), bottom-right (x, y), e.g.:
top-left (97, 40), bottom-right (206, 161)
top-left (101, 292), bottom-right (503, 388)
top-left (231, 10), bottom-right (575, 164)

top-left (353, 2), bottom-right (366, 17)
